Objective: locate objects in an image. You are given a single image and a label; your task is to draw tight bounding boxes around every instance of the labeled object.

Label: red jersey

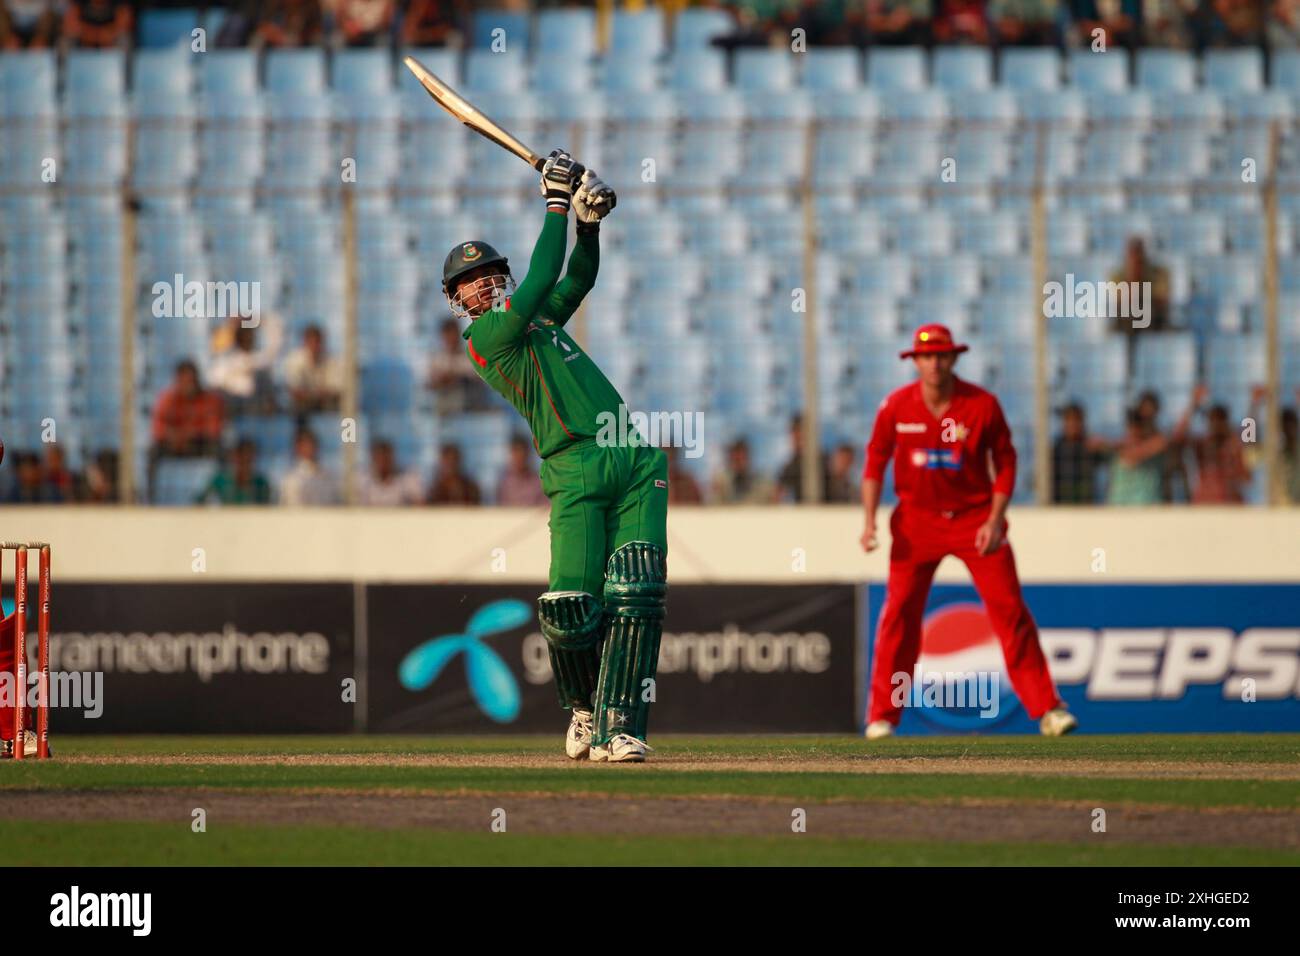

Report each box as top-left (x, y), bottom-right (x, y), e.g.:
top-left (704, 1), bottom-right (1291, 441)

top-left (863, 377), bottom-right (1017, 512)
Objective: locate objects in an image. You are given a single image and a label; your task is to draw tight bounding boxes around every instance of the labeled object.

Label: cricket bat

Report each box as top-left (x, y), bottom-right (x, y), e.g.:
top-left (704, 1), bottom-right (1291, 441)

top-left (403, 55), bottom-right (546, 172)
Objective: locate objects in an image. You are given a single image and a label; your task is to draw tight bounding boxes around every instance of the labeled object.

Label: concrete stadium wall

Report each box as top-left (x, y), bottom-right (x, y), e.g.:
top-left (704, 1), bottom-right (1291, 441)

top-left (3, 506), bottom-right (1299, 584)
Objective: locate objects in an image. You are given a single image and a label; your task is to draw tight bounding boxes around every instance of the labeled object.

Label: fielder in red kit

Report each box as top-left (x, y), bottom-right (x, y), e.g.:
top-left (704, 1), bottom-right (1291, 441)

top-left (859, 324), bottom-right (1077, 738)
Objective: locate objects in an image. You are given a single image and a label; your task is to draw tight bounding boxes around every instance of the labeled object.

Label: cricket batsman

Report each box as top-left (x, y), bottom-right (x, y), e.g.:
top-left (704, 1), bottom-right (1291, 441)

top-left (860, 324), bottom-right (1077, 738)
top-left (440, 150), bottom-right (667, 763)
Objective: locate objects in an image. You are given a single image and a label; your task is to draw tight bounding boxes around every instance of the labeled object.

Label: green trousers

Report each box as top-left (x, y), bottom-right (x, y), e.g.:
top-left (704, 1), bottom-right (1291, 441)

top-left (540, 440), bottom-right (669, 595)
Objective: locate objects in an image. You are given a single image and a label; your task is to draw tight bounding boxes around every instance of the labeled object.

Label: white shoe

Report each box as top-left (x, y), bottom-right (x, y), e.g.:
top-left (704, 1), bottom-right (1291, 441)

top-left (865, 720), bottom-right (895, 740)
top-left (1, 731), bottom-right (40, 758)
top-left (1039, 707), bottom-right (1078, 737)
top-left (565, 709), bottom-right (593, 760)
top-left (590, 733), bottom-right (652, 763)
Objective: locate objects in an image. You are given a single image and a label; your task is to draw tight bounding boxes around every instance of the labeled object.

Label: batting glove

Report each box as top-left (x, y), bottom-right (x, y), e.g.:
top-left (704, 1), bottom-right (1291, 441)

top-left (573, 169), bottom-right (617, 232)
top-left (539, 149), bottom-right (584, 213)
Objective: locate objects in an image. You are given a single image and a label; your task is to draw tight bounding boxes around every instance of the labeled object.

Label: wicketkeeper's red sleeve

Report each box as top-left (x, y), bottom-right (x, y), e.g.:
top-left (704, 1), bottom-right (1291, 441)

top-left (863, 398), bottom-right (895, 482)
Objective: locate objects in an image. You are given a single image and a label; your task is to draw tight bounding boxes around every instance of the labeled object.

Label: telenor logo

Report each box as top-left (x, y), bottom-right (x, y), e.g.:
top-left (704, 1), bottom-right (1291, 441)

top-left (398, 600), bottom-right (531, 722)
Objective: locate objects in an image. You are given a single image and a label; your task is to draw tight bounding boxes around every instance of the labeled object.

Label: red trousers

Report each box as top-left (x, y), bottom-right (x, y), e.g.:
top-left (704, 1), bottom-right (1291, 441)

top-left (867, 503), bottom-right (1060, 726)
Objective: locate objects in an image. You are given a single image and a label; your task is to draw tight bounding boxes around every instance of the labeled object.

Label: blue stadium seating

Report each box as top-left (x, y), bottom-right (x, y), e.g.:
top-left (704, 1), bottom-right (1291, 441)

top-left (673, 8), bottom-right (736, 52)
top-left (610, 9), bottom-right (666, 60)
top-left (0, 42), bottom-right (1288, 506)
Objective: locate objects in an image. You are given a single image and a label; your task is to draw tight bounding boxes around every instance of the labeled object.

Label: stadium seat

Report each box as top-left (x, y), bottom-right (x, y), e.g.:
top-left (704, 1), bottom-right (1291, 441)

top-left (1203, 49), bottom-right (1263, 92)
top-left (673, 8), bottom-right (736, 51)
top-left (609, 9), bottom-right (666, 60)
top-left (666, 50), bottom-right (727, 91)
top-left (334, 49), bottom-right (394, 92)
top-left (471, 10), bottom-right (530, 52)
top-left (266, 49), bottom-right (327, 94)
top-left (464, 49), bottom-right (527, 93)
top-left (735, 48), bottom-right (796, 91)
top-left (866, 47), bottom-right (927, 91)
top-left (133, 46), bottom-right (195, 95)
top-left (933, 47), bottom-right (992, 90)
top-left (1136, 50), bottom-right (1196, 91)
top-left (67, 50), bottom-right (126, 96)
top-left (1000, 48), bottom-right (1060, 90)
top-left (802, 49), bottom-right (861, 90)
top-left (200, 49), bottom-right (259, 96)
top-left (537, 8), bottom-right (597, 60)
top-left (1068, 49), bottom-right (1129, 91)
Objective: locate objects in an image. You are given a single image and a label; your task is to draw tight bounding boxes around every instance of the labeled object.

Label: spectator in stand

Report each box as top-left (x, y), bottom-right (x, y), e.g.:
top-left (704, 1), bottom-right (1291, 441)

top-left (284, 324), bottom-right (343, 416)
top-left (1144, 0), bottom-right (1198, 45)
top-left (824, 444), bottom-right (858, 503)
top-left (280, 428), bottom-right (340, 506)
top-left (1107, 390), bottom-right (1196, 505)
top-left (495, 436), bottom-right (546, 506)
top-left (1068, 0), bottom-right (1141, 48)
top-left (401, 0), bottom-right (467, 46)
top-left (1184, 389), bottom-right (1251, 503)
top-left (328, 0), bottom-right (396, 46)
top-left (866, 0), bottom-right (935, 44)
top-left (0, 1), bottom-right (60, 48)
top-left (62, 0), bottom-right (131, 48)
top-left (1282, 403), bottom-right (1299, 504)
top-left (665, 445), bottom-right (704, 506)
top-left (3, 450), bottom-right (72, 503)
top-left (5, 453), bottom-right (45, 503)
top-left (777, 414), bottom-right (811, 502)
top-left (428, 317), bottom-right (490, 415)
top-left (1109, 237), bottom-right (1171, 334)
top-left (1052, 402), bottom-right (1109, 503)
top-left (934, 0), bottom-right (992, 42)
top-left (358, 438), bottom-right (423, 506)
top-left (428, 443), bottom-right (481, 505)
top-left (712, 438), bottom-right (778, 505)
top-left (80, 450), bottom-right (120, 503)
top-left (208, 313), bottom-right (285, 417)
top-left (990, 0), bottom-right (1062, 44)
top-left (195, 438), bottom-right (272, 505)
top-left (1268, 0), bottom-right (1300, 45)
top-left (1210, 0), bottom-right (1268, 44)
top-left (150, 360), bottom-right (225, 490)
top-left (40, 444), bottom-right (77, 502)
top-left (252, 0), bottom-right (324, 48)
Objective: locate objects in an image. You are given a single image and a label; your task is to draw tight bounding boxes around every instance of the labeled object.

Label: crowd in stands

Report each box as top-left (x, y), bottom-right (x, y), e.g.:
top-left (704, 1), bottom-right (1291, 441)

top-left (3, 0), bottom-right (1295, 53)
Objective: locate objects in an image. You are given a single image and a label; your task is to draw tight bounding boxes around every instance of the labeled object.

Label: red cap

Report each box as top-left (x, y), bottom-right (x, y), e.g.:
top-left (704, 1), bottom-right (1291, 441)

top-left (899, 323), bottom-right (969, 359)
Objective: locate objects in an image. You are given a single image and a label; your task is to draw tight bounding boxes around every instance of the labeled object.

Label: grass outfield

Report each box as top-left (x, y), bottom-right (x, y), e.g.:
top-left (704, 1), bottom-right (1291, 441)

top-left (2, 734), bottom-right (1297, 866)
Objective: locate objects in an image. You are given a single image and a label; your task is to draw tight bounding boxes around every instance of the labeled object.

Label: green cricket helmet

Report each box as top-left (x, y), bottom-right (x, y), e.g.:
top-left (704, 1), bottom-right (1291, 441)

top-left (442, 240), bottom-right (514, 322)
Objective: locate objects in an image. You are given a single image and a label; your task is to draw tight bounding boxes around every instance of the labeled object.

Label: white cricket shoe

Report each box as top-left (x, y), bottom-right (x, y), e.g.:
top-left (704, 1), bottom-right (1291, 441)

top-left (1039, 707), bottom-right (1078, 737)
top-left (0, 731), bottom-right (41, 758)
top-left (590, 733), bottom-right (652, 763)
top-left (565, 708), bottom-right (594, 760)
top-left (865, 720), bottom-right (895, 740)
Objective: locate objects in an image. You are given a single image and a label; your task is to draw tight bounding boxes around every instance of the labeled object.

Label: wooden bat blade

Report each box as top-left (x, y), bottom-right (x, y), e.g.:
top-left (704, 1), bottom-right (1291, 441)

top-left (403, 55), bottom-right (544, 171)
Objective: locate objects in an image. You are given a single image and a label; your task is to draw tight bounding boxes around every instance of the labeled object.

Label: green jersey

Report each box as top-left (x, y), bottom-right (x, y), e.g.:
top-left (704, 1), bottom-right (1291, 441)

top-left (463, 212), bottom-right (627, 459)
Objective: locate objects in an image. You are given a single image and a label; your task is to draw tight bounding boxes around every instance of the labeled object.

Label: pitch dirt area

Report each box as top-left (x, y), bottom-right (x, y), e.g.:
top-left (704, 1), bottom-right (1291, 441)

top-left (2, 734), bottom-right (1297, 865)
top-left (54, 751), bottom-right (1300, 779)
top-left (1, 787), bottom-right (1296, 850)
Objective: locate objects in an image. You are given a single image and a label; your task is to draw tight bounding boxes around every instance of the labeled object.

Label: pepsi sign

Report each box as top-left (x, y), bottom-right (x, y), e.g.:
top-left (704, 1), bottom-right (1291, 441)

top-left (861, 583), bottom-right (1300, 733)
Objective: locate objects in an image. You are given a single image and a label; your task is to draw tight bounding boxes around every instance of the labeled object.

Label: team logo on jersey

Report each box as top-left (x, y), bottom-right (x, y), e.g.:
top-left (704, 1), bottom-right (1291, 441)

top-left (912, 448), bottom-right (962, 470)
top-left (462, 243), bottom-right (481, 261)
